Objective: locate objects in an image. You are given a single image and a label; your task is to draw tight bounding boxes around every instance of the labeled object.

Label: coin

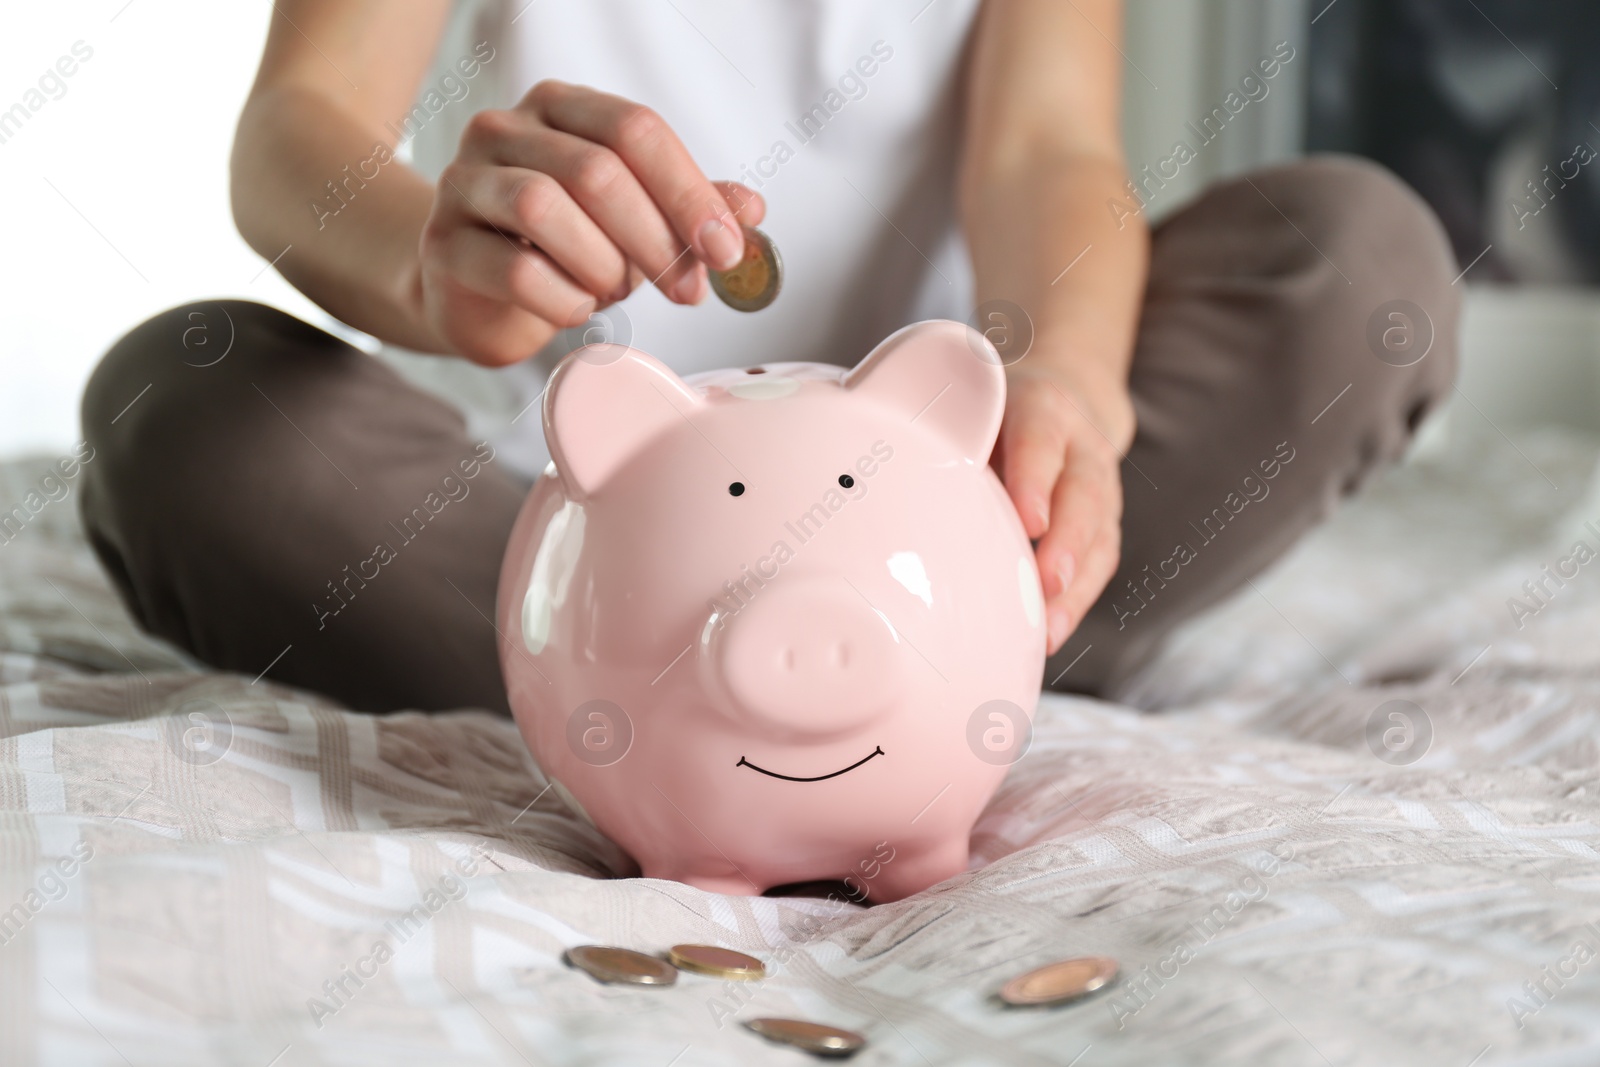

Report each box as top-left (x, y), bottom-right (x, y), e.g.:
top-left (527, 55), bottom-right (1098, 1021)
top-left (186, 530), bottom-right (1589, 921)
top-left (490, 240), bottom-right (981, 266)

top-left (668, 944), bottom-right (767, 980)
top-left (709, 225), bottom-right (782, 312)
top-left (563, 945), bottom-right (677, 986)
top-left (999, 955), bottom-right (1118, 1006)
top-left (743, 1018), bottom-right (866, 1058)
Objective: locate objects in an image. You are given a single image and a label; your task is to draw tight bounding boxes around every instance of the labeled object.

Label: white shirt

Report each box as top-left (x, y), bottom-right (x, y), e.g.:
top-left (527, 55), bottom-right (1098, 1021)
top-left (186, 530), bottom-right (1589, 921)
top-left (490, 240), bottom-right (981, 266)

top-left (383, 0), bottom-right (982, 481)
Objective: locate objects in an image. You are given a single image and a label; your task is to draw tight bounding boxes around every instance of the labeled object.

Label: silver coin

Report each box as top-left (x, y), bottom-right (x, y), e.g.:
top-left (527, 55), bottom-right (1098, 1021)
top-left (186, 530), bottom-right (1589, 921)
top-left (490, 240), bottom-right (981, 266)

top-left (563, 945), bottom-right (677, 986)
top-left (709, 225), bottom-right (782, 312)
top-left (744, 1017), bottom-right (866, 1058)
top-left (999, 955), bottom-right (1118, 1006)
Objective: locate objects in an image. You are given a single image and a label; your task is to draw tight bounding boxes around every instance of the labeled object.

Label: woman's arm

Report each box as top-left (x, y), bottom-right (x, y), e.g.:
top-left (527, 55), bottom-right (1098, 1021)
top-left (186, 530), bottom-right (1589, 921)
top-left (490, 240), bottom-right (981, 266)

top-left (961, 0), bottom-right (1149, 651)
top-left (231, 0), bottom-right (452, 351)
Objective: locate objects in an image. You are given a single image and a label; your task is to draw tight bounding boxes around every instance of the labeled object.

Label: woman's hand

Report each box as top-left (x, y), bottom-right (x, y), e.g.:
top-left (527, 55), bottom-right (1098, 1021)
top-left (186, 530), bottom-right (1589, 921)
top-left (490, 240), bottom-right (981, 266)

top-left (958, 0), bottom-right (1146, 658)
top-left (996, 362), bottom-right (1135, 654)
top-left (417, 79), bottom-right (765, 366)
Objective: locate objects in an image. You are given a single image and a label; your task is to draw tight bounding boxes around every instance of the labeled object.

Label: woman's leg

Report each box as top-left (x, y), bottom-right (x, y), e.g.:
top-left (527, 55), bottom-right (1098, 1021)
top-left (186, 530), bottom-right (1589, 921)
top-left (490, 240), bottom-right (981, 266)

top-left (78, 300), bottom-right (525, 713)
top-left (1048, 155), bottom-right (1461, 695)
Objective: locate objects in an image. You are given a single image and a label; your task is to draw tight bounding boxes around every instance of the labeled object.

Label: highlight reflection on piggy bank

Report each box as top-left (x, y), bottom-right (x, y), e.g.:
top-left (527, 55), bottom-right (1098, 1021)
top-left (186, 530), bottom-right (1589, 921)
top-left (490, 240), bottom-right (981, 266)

top-left (495, 320), bottom-right (1045, 902)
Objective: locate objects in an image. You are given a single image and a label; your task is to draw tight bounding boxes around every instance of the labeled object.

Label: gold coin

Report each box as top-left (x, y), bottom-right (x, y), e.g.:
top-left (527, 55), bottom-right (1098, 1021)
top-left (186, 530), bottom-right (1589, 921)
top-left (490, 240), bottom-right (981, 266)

top-left (710, 225), bottom-right (782, 312)
top-left (743, 1017), bottom-right (866, 1058)
top-left (999, 955), bottom-right (1118, 1006)
top-left (668, 944), bottom-right (767, 980)
top-left (563, 945), bottom-right (677, 986)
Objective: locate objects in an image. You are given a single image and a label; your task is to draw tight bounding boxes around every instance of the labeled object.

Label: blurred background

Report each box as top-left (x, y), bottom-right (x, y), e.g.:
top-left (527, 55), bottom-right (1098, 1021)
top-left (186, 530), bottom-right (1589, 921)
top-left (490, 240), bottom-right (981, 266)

top-left (3, 0), bottom-right (1598, 454)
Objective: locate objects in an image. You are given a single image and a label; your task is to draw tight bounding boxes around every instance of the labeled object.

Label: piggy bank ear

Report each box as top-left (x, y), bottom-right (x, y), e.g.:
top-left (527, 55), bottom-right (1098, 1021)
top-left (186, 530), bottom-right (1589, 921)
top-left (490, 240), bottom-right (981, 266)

top-left (544, 344), bottom-right (704, 497)
top-left (842, 320), bottom-right (1005, 463)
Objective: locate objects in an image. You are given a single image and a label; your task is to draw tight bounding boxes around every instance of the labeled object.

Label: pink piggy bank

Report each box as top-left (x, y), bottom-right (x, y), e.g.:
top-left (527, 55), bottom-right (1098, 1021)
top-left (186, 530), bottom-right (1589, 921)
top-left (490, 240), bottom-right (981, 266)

top-left (495, 320), bottom-right (1046, 902)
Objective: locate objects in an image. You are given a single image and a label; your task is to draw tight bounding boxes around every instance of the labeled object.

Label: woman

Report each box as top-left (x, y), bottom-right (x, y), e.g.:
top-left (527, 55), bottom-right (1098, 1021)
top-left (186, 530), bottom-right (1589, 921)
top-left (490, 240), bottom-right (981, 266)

top-left (77, 0), bottom-right (1457, 713)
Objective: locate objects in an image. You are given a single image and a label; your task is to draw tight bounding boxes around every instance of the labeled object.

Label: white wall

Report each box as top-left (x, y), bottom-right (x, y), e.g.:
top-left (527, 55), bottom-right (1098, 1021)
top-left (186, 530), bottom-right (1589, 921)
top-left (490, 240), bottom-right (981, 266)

top-left (0, 0), bottom-right (324, 455)
top-left (1121, 0), bottom-right (1309, 221)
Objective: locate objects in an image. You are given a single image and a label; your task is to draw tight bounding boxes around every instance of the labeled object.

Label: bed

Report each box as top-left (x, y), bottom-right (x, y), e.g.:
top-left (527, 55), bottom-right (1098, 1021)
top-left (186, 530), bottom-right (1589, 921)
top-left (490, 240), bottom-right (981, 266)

top-left (3, 419), bottom-right (1599, 1066)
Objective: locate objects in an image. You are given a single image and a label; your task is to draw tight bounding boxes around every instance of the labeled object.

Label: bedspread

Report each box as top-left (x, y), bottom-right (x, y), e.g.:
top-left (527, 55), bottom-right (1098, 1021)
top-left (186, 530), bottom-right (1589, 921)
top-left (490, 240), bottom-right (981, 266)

top-left (3, 422), bottom-right (1600, 1067)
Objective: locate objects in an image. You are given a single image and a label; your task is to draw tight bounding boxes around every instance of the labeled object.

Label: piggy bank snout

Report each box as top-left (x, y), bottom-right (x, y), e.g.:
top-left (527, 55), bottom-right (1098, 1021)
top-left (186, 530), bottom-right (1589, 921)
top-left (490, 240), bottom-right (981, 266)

top-left (712, 579), bottom-right (906, 738)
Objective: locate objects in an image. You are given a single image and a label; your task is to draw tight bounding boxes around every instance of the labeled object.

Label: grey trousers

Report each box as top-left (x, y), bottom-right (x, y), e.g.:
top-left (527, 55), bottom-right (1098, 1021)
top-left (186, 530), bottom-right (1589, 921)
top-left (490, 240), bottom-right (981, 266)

top-left (78, 156), bottom-right (1459, 714)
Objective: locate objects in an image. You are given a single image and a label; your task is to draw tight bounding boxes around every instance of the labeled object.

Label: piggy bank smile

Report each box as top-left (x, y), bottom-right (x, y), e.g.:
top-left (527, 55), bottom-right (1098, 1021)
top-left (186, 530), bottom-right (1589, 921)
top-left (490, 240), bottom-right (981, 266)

top-left (735, 746), bottom-right (886, 782)
top-left (496, 320), bottom-right (1046, 902)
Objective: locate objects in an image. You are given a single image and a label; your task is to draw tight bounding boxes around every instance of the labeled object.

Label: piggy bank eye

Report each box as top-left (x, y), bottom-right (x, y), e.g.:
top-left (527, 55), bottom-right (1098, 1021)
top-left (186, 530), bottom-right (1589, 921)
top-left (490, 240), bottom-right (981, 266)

top-left (728, 482), bottom-right (746, 497)
top-left (838, 474), bottom-right (855, 489)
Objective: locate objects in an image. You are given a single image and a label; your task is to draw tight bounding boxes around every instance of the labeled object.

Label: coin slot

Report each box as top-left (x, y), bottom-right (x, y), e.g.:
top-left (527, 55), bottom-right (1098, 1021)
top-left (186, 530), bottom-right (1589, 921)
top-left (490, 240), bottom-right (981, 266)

top-left (762, 879), bottom-right (874, 904)
top-left (745, 367), bottom-right (766, 375)
top-left (729, 482), bottom-right (746, 497)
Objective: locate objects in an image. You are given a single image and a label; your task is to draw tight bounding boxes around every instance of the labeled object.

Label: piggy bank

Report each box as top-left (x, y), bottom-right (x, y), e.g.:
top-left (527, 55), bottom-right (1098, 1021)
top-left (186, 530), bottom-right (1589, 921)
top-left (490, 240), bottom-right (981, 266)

top-left (495, 320), bottom-right (1045, 902)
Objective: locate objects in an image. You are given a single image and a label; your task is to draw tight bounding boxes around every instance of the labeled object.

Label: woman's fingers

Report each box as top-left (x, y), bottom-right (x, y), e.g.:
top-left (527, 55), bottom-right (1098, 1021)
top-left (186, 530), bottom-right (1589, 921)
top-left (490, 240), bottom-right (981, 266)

top-left (483, 114), bottom-right (705, 303)
top-left (999, 378), bottom-right (1072, 545)
top-left (999, 373), bottom-right (1127, 653)
top-left (714, 181), bottom-right (766, 226)
top-left (1033, 437), bottom-right (1123, 651)
top-left (530, 81), bottom-right (748, 271)
top-left (432, 224), bottom-right (596, 328)
top-left (442, 162), bottom-right (634, 302)
top-left (463, 110), bottom-right (698, 303)
top-left (426, 281), bottom-right (558, 368)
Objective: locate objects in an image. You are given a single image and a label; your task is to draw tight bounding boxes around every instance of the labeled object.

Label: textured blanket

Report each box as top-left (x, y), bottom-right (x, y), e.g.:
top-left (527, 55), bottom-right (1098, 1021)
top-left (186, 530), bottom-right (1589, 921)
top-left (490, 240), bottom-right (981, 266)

top-left (3, 422), bottom-right (1600, 1067)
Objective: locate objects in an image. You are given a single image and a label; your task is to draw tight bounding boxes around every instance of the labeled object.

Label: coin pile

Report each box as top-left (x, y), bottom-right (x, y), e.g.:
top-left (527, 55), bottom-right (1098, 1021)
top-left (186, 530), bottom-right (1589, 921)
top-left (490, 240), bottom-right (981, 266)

top-left (709, 225), bottom-right (782, 312)
top-left (998, 955), bottom-right (1119, 1007)
top-left (562, 941), bottom-right (1119, 1056)
top-left (565, 941), bottom-right (865, 1058)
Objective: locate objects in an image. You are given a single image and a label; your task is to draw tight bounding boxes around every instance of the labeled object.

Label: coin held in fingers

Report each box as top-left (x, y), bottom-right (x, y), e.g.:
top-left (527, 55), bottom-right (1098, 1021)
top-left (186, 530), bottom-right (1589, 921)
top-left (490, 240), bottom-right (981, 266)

top-left (563, 945), bottom-right (677, 986)
top-left (710, 225), bottom-right (782, 312)
top-left (668, 944), bottom-right (766, 980)
top-left (999, 955), bottom-right (1118, 1006)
